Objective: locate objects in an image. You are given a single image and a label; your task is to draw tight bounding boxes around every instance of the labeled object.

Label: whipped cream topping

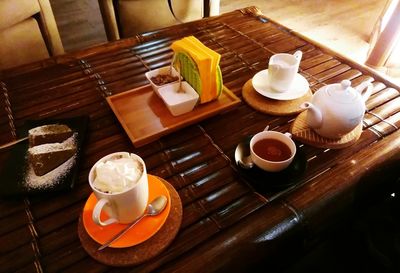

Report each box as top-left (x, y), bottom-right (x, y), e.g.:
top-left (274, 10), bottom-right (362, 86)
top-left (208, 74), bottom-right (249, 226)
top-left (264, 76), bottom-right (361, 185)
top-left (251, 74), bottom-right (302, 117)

top-left (93, 156), bottom-right (143, 193)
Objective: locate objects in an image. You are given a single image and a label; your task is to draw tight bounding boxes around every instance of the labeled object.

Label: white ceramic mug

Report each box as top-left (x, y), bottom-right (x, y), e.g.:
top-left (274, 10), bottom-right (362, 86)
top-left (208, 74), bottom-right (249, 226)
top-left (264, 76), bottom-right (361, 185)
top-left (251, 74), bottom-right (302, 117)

top-left (88, 152), bottom-right (149, 226)
top-left (250, 131), bottom-right (296, 172)
top-left (268, 50), bottom-right (302, 93)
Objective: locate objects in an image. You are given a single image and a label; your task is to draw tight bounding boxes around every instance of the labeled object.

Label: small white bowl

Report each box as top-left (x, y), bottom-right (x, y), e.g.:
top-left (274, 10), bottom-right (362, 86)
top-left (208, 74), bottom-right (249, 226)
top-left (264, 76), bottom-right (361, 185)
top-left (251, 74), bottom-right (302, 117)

top-left (158, 82), bottom-right (199, 116)
top-left (145, 66), bottom-right (180, 97)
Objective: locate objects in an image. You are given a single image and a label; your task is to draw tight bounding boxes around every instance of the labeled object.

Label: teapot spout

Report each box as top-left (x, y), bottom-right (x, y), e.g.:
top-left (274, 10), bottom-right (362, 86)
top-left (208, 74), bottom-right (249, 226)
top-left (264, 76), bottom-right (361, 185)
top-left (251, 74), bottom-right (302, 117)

top-left (300, 102), bottom-right (322, 129)
top-left (355, 81), bottom-right (373, 102)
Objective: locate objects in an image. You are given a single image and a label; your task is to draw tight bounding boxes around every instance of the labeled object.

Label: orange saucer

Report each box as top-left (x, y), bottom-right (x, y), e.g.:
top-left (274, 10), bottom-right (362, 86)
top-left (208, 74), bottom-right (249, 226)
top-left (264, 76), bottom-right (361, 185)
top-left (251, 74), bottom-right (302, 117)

top-left (82, 174), bottom-right (171, 248)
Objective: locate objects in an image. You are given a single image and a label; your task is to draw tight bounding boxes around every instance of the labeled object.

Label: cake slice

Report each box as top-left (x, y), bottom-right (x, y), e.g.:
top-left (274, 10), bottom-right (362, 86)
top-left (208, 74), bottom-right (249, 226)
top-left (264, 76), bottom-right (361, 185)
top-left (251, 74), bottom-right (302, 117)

top-left (29, 124), bottom-right (73, 147)
top-left (28, 135), bottom-right (77, 176)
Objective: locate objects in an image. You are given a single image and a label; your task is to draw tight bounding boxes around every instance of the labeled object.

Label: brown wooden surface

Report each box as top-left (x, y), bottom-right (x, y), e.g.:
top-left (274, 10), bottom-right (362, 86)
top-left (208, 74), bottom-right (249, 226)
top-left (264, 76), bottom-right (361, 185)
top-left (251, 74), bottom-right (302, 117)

top-left (0, 6), bottom-right (399, 273)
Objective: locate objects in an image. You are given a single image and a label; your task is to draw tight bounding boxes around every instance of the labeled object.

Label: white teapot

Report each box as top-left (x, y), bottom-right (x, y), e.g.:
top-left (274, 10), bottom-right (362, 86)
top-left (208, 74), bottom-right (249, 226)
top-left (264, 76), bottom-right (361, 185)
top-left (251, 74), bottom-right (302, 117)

top-left (300, 80), bottom-right (372, 139)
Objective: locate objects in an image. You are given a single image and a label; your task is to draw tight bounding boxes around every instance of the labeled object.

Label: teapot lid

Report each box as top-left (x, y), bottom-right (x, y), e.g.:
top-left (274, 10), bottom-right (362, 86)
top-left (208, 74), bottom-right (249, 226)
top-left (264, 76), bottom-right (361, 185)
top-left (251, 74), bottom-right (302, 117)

top-left (327, 80), bottom-right (357, 103)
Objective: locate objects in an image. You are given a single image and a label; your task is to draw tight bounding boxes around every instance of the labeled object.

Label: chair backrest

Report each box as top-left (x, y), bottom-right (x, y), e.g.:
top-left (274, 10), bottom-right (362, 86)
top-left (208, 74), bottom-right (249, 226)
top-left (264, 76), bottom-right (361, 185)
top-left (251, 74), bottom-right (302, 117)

top-left (365, 0), bottom-right (400, 79)
top-left (366, 0), bottom-right (400, 68)
top-left (0, 0), bottom-right (64, 70)
top-left (98, 0), bottom-right (220, 41)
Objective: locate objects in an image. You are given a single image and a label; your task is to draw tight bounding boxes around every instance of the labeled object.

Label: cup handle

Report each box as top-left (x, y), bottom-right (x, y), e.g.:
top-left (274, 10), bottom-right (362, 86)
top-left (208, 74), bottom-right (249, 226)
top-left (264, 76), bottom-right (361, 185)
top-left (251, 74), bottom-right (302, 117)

top-left (293, 50), bottom-right (302, 62)
top-left (268, 63), bottom-right (280, 74)
top-left (92, 198), bottom-right (118, 226)
top-left (284, 132), bottom-right (293, 138)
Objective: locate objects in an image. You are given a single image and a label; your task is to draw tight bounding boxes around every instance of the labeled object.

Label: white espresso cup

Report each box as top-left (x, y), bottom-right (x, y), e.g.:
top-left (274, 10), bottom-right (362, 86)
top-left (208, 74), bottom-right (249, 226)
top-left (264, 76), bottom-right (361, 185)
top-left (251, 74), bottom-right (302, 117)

top-left (88, 152), bottom-right (149, 226)
top-left (268, 50), bottom-right (302, 93)
top-left (250, 131), bottom-right (296, 172)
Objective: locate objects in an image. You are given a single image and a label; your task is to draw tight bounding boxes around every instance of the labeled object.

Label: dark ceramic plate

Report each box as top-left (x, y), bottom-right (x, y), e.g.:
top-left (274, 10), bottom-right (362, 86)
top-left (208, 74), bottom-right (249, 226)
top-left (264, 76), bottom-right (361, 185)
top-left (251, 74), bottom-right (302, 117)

top-left (234, 135), bottom-right (307, 191)
top-left (0, 116), bottom-right (88, 196)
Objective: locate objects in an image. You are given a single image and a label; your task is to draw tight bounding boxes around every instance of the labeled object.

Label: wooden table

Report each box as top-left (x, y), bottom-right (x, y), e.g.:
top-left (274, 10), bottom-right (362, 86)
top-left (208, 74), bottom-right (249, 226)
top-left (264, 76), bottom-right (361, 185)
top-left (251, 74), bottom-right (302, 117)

top-left (1, 6), bottom-right (399, 273)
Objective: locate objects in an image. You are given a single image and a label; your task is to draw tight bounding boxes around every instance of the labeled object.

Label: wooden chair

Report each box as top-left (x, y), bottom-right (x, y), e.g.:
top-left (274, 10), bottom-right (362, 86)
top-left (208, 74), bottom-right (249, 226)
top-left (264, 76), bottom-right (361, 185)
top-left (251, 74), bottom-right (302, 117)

top-left (0, 0), bottom-right (64, 70)
top-left (366, 0), bottom-right (400, 77)
top-left (98, 0), bottom-right (220, 41)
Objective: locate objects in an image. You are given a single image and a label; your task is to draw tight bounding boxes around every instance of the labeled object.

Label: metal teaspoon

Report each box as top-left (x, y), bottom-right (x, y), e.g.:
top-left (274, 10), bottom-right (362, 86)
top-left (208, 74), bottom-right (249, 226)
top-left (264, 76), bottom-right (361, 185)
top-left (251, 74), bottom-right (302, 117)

top-left (98, 195), bottom-right (168, 251)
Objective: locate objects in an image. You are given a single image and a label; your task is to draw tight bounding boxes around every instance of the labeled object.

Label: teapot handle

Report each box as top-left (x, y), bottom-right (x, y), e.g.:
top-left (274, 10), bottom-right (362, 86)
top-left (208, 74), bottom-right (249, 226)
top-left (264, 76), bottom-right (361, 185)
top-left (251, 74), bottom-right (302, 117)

top-left (356, 81), bottom-right (373, 102)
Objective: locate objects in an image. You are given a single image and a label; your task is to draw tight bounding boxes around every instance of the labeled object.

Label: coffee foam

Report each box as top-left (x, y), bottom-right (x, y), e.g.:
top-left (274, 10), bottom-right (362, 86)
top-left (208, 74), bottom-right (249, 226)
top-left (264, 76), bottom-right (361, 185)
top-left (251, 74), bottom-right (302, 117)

top-left (93, 155), bottom-right (143, 194)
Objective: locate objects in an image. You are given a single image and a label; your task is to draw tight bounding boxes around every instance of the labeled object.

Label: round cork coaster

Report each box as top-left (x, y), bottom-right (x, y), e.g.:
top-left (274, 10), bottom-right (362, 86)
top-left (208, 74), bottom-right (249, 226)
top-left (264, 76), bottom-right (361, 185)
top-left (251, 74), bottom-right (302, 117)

top-left (242, 79), bottom-right (313, 116)
top-left (290, 111), bottom-right (363, 149)
top-left (78, 177), bottom-right (182, 267)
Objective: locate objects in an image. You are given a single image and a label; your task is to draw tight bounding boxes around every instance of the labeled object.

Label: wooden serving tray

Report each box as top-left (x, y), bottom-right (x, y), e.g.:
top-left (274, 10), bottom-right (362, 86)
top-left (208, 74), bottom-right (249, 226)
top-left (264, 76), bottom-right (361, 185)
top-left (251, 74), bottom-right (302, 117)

top-left (106, 85), bottom-right (240, 147)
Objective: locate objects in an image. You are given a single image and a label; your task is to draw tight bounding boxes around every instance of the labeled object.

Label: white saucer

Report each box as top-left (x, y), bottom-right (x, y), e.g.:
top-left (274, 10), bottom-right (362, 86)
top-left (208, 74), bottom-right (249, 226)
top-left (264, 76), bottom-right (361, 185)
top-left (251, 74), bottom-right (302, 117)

top-left (252, 69), bottom-right (310, 100)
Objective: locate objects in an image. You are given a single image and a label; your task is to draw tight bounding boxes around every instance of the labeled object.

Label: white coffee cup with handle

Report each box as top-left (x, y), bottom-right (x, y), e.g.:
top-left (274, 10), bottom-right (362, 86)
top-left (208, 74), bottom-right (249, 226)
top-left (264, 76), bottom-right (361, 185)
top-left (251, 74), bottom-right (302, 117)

top-left (250, 131), bottom-right (296, 172)
top-left (268, 50), bottom-right (302, 93)
top-left (88, 152), bottom-right (149, 226)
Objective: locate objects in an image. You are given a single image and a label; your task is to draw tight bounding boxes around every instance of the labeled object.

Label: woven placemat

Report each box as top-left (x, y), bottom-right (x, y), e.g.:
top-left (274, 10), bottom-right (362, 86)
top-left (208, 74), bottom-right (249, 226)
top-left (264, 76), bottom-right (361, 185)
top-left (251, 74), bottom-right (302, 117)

top-left (290, 111), bottom-right (363, 149)
top-left (78, 177), bottom-right (182, 267)
top-left (242, 79), bottom-right (313, 116)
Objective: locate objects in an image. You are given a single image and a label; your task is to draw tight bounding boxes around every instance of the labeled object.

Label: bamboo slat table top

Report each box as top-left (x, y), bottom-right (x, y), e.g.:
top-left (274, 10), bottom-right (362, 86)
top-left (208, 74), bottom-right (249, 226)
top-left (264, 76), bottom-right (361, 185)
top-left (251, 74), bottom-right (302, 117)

top-left (1, 6), bottom-right (399, 273)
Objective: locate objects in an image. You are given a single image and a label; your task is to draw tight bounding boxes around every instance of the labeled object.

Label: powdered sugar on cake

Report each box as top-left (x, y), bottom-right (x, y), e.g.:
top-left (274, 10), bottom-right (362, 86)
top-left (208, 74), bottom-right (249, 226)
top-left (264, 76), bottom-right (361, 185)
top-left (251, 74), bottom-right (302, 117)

top-left (29, 124), bottom-right (71, 135)
top-left (24, 154), bottom-right (76, 190)
top-left (24, 133), bottom-right (78, 190)
top-left (28, 135), bottom-right (76, 154)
